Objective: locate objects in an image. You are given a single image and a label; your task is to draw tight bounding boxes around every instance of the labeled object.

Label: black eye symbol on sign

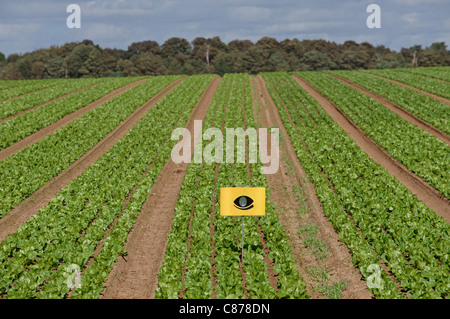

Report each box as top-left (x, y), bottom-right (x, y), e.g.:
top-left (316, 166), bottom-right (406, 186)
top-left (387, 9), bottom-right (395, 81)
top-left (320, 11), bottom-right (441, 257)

top-left (234, 196), bottom-right (254, 210)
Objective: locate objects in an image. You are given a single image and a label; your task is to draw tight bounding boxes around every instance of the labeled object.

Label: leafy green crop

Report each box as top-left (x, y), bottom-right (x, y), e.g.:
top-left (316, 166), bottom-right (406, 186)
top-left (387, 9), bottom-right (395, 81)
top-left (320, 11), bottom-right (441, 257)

top-left (155, 73), bottom-right (309, 300)
top-left (0, 75), bottom-right (211, 299)
top-left (263, 72), bottom-right (449, 299)
top-left (364, 68), bottom-right (450, 100)
top-left (0, 79), bottom-right (61, 101)
top-left (0, 77), bottom-right (142, 150)
top-left (0, 78), bottom-right (102, 120)
top-left (0, 76), bottom-right (178, 218)
top-left (331, 70), bottom-right (450, 136)
top-left (298, 71), bottom-right (449, 199)
top-left (397, 66), bottom-right (450, 83)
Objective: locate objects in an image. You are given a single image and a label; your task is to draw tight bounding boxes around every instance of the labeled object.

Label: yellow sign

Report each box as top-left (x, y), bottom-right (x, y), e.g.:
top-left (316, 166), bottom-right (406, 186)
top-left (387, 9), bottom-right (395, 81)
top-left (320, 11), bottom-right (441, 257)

top-left (220, 187), bottom-right (265, 216)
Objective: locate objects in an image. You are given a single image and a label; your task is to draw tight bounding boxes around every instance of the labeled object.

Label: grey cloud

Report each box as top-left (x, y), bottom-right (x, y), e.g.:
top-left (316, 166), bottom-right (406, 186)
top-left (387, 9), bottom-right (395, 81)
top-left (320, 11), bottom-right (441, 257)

top-left (0, 0), bottom-right (448, 56)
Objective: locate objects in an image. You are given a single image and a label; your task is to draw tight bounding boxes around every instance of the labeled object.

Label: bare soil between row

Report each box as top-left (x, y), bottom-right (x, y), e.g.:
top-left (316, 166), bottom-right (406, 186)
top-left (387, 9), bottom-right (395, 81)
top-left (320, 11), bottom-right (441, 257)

top-left (251, 75), bottom-right (372, 299)
top-left (100, 77), bottom-right (221, 299)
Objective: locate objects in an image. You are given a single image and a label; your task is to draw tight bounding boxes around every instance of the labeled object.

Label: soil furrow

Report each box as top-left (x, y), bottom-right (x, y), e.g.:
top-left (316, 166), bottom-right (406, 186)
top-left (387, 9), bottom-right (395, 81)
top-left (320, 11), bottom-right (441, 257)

top-left (243, 77), bottom-right (278, 293)
top-left (252, 75), bottom-right (373, 298)
top-left (291, 74), bottom-right (450, 222)
top-left (0, 78), bottom-right (185, 244)
top-left (0, 78), bottom-right (149, 161)
top-left (67, 79), bottom-right (193, 298)
top-left (328, 73), bottom-right (450, 147)
top-left (99, 77), bottom-right (221, 299)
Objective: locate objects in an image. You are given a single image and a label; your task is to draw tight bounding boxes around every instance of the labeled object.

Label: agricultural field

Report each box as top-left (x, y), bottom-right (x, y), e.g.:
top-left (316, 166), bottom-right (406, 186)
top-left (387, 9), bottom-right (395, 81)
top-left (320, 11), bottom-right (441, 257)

top-left (0, 67), bottom-right (449, 300)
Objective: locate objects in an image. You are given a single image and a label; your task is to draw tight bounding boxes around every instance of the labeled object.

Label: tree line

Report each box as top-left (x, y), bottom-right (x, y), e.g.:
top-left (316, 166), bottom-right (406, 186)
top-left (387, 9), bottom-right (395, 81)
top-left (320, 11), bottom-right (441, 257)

top-left (0, 37), bottom-right (448, 79)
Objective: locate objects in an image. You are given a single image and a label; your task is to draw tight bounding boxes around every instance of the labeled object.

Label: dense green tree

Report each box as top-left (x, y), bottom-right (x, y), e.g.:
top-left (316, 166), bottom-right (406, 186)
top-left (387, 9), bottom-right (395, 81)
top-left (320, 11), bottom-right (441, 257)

top-left (214, 57), bottom-right (231, 76)
top-left (339, 50), bottom-right (370, 70)
top-left (128, 40), bottom-right (160, 55)
top-left (161, 37), bottom-right (191, 58)
top-left (31, 61), bottom-right (45, 79)
top-left (270, 52), bottom-right (290, 71)
top-left (134, 52), bottom-right (166, 75)
top-left (0, 63), bottom-right (24, 80)
top-left (6, 53), bottom-right (20, 64)
top-left (63, 44), bottom-right (91, 77)
top-left (45, 56), bottom-right (65, 78)
top-left (83, 47), bottom-right (104, 77)
top-left (228, 39), bottom-right (254, 52)
top-left (17, 58), bottom-right (32, 78)
top-left (256, 37), bottom-right (280, 56)
top-left (301, 50), bottom-right (337, 70)
top-left (116, 59), bottom-right (139, 76)
top-left (280, 38), bottom-right (304, 57)
top-left (0, 38), bottom-right (448, 80)
top-left (239, 46), bottom-right (271, 74)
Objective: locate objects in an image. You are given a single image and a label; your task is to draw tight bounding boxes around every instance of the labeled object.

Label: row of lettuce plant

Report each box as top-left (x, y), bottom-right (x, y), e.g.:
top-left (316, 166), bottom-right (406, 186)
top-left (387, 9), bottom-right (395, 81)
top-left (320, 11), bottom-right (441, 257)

top-left (364, 68), bottom-right (450, 100)
top-left (0, 76), bottom-right (180, 218)
top-left (331, 70), bottom-right (450, 136)
top-left (240, 74), bottom-right (309, 299)
top-left (398, 66), bottom-right (450, 83)
top-left (67, 74), bottom-right (216, 299)
top-left (0, 78), bottom-right (102, 120)
top-left (155, 75), bottom-right (225, 299)
top-left (0, 78), bottom-right (62, 101)
top-left (156, 73), bottom-right (309, 299)
top-left (0, 75), bottom-right (214, 298)
top-left (263, 72), bottom-right (449, 298)
top-left (212, 74), bottom-right (276, 299)
top-left (296, 71), bottom-right (449, 199)
top-left (0, 77), bottom-right (143, 150)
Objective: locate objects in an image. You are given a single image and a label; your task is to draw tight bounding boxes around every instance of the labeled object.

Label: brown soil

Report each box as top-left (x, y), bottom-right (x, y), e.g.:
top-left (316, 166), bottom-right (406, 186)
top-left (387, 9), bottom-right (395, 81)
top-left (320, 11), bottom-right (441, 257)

top-left (251, 75), bottom-right (372, 299)
top-left (328, 74), bottom-right (450, 147)
top-left (100, 77), bottom-right (221, 299)
top-left (0, 78), bottom-right (184, 244)
top-left (291, 74), bottom-right (450, 222)
top-left (367, 72), bottom-right (450, 105)
top-left (0, 78), bottom-right (149, 161)
top-left (0, 82), bottom-right (100, 124)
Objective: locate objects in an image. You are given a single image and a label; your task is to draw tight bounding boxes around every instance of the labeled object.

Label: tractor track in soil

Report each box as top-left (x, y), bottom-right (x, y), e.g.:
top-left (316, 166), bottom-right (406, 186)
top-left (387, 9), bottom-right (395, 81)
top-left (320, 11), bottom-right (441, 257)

top-left (100, 77), bottom-right (221, 299)
top-left (291, 74), bottom-right (450, 222)
top-left (251, 75), bottom-right (372, 299)
top-left (0, 78), bottom-right (150, 161)
top-left (0, 78), bottom-right (185, 244)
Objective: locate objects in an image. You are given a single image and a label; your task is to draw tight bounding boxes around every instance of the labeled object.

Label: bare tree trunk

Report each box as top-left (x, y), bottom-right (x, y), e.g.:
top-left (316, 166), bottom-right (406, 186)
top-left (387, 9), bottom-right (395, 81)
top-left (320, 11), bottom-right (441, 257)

top-left (205, 44), bottom-right (210, 66)
top-left (411, 51), bottom-right (418, 67)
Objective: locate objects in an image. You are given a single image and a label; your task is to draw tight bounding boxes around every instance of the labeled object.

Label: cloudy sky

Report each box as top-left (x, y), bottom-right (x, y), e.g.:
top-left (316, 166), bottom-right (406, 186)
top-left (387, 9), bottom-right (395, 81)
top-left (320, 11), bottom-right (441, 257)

top-left (0, 0), bottom-right (449, 56)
